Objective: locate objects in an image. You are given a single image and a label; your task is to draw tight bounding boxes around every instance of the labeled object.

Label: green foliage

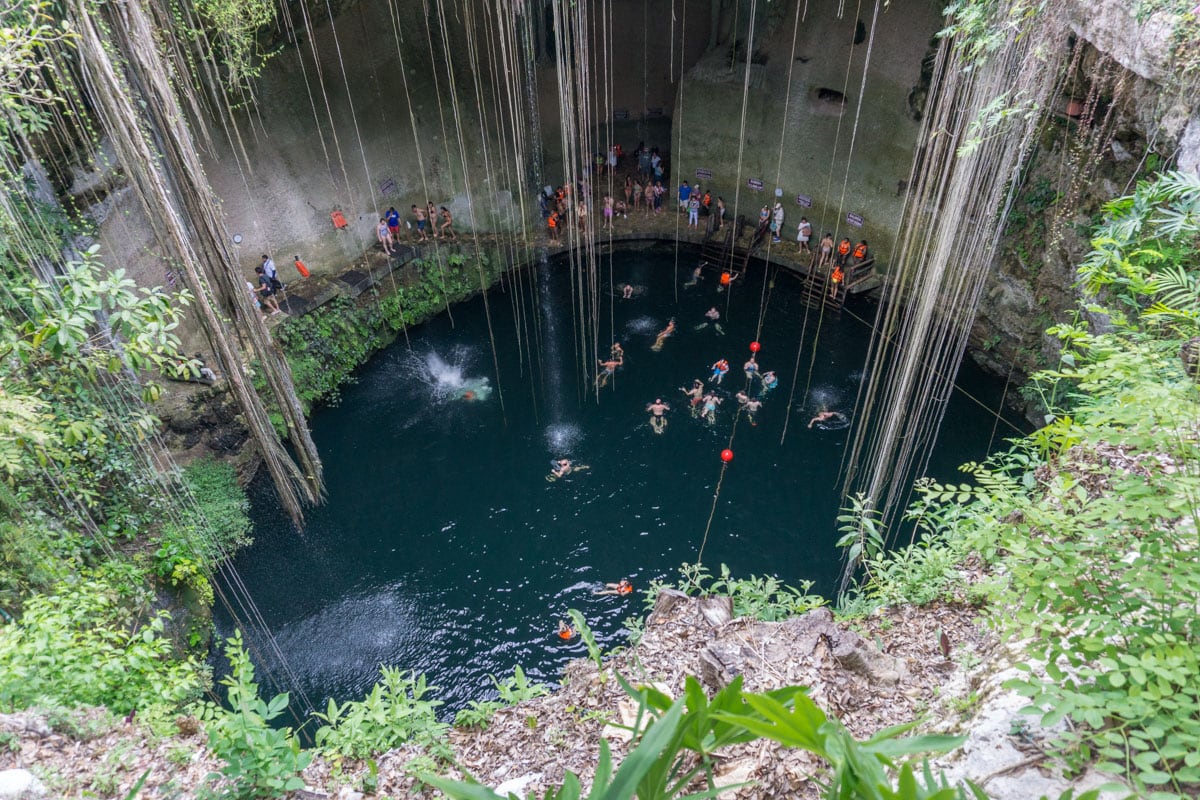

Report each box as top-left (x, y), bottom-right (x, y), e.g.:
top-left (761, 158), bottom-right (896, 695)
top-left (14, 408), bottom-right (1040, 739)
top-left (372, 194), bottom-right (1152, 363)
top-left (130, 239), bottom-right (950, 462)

top-left (312, 667), bottom-right (448, 759)
top-left (838, 171), bottom-right (1200, 796)
top-left (664, 562), bottom-right (825, 621)
top-left (275, 252), bottom-right (505, 411)
top-left (188, 0), bottom-right (279, 92)
top-left (455, 665), bottom-right (550, 729)
top-left (202, 631), bottom-right (311, 799)
top-left (426, 675), bottom-right (968, 800)
top-left (939, 0), bottom-right (1048, 64)
top-left (0, 570), bottom-right (206, 714)
top-left (567, 609), bottom-right (605, 671)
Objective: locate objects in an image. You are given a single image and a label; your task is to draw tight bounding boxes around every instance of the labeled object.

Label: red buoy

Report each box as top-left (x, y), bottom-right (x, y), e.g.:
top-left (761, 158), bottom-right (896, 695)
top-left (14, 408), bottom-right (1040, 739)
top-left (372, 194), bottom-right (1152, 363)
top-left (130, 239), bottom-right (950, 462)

top-left (720, 448), bottom-right (734, 463)
top-left (749, 341), bottom-right (761, 353)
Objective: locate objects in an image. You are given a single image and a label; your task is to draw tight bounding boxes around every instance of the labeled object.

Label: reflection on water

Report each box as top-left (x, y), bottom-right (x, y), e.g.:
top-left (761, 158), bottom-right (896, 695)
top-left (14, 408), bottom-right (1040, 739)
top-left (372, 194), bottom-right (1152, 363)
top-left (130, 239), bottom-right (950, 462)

top-left (215, 247), bottom-right (1024, 714)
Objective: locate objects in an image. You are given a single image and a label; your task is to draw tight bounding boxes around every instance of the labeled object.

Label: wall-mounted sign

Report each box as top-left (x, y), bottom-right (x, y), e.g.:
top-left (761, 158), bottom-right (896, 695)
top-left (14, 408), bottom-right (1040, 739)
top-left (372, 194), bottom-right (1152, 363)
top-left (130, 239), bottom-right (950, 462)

top-left (613, 108), bottom-right (630, 120)
top-left (747, 178), bottom-right (764, 191)
top-left (646, 107), bottom-right (664, 118)
top-left (796, 194), bottom-right (812, 207)
top-left (695, 168), bottom-right (713, 180)
top-left (380, 178), bottom-right (397, 196)
top-left (846, 212), bottom-right (864, 227)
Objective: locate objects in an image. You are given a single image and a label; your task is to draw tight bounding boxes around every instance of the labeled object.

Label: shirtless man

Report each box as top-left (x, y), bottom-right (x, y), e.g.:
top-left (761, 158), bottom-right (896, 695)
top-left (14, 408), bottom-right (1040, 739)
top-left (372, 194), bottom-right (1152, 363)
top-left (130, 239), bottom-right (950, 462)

top-left (411, 205), bottom-right (429, 242)
top-left (809, 410), bottom-right (847, 428)
top-left (621, 284), bottom-right (634, 300)
top-left (743, 356), bottom-right (759, 382)
top-left (610, 341), bottom-right (625, 361)
top-left (743, 396), bottom-right (763, 425)
top-left (701, 393), bottom-right (722, 424)
top-left (596, 355), bottom-right (623, 388)
top-left (645, 398), bottom-right (670, 434)
top-left (551, 459), bottom-right (573, 478)
top-left (680, 379), bottom-right (704, 416)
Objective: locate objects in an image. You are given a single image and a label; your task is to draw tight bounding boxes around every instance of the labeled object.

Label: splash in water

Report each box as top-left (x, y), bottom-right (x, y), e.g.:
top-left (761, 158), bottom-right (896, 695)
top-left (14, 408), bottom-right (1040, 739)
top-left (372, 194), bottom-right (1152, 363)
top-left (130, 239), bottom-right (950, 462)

top-left (408, 348), bottom-right (491, 402)
top-left (624, 315), bottom-right (660, 337)
top-left (544, 421), bottom-right (583, 453)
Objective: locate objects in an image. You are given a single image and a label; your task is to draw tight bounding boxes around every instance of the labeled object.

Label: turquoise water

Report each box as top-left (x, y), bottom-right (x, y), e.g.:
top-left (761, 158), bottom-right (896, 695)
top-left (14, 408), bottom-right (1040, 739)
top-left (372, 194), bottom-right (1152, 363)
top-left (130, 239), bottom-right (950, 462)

top-left (215, 245), bottom-right (1022, 713)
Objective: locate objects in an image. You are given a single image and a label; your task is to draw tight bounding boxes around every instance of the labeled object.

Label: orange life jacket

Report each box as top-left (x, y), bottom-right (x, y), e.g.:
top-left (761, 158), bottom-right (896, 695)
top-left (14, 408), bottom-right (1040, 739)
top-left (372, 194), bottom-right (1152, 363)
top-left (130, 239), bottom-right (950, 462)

top-left (720, 272), bottom-right (732, 285)
top-left (558, 628), bottom-right (573, 640)
top-left (831, 267), bottom-right (844, 283)
top-left (838, 240), bottom-right (851, 256)
top-left (618, 584), bottom-right (632, 595)
top-left (548, 214), bottom-right (557, 228)
top-left (852, 243), bottom-right (868, 259)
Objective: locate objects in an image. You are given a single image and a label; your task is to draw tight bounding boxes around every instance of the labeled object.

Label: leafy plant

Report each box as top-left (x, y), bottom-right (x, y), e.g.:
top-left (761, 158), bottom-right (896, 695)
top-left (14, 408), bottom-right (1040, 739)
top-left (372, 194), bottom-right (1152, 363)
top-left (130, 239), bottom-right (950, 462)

top-left (312, 667), bottom-right (448, 759)
top-left (0, 570), bottom-right (206, 715)
top-left (202, 631), bottom-right (310, 798)
top-left (425, 675), bottom-right (968, 799)
top-left (454, 665), bottom-right (550, 729)
top-left (664, 562), bottom-right (826, 621)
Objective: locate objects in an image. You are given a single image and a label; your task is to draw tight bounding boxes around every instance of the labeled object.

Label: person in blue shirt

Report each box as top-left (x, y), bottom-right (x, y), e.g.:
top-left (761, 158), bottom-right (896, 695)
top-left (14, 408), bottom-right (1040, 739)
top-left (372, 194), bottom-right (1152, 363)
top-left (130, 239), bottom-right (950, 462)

top-left (678, 181), bottom-right (692, 212)
top-left (385, 207), bottom-right (401, 242)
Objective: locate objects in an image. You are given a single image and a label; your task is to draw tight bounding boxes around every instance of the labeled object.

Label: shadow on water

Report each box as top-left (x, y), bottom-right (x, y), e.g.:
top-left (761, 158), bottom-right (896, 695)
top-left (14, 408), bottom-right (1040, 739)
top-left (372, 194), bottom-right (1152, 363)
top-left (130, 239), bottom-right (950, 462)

top-left (214, 245), bottom-right (1026, 716)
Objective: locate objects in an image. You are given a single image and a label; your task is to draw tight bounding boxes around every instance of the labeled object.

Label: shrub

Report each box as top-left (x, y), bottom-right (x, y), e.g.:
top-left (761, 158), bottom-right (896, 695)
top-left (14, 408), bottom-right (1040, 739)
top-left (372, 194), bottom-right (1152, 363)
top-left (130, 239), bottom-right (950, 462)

top-left (312, 667), bottom-right (448, 759)
top-left (0, 570), bottom-right (206, 714)
top-left (202, 631), bottom-right (310, 798)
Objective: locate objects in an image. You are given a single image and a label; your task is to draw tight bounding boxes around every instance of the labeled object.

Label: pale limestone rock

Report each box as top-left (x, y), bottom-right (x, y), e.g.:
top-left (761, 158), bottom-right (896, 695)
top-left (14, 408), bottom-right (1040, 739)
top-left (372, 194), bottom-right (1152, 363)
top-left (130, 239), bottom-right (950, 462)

top-left (0, 770), bottom-right (46, 800)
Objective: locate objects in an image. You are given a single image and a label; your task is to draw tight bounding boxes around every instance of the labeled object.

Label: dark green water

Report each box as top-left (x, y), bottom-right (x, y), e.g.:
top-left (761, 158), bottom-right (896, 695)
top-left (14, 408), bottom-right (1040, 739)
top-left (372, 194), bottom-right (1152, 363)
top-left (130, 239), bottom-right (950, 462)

top-left (215, 246), bottom-right (1022, 713)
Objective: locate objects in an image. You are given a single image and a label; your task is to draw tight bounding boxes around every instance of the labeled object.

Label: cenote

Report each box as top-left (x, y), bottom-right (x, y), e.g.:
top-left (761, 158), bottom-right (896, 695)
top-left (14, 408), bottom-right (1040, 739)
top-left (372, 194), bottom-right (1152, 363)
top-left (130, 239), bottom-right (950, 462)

top-left (215, 245), bottom-right (1024, 713)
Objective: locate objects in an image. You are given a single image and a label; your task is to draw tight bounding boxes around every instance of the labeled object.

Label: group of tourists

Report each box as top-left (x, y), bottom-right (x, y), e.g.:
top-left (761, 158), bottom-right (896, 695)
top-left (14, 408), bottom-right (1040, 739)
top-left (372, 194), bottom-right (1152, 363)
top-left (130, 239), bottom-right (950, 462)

top-left (376, 202), bottom-right (456, 254)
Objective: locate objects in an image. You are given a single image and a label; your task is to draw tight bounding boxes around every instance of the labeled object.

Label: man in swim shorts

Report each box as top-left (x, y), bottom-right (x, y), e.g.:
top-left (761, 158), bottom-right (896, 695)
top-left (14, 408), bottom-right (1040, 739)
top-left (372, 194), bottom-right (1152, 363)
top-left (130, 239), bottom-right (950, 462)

top-left (701, 393), bottom-right (722, 424)
top-left (680, 379), bottom-right (704, 416)
top-left (646, 398), bottom-right (670, 434)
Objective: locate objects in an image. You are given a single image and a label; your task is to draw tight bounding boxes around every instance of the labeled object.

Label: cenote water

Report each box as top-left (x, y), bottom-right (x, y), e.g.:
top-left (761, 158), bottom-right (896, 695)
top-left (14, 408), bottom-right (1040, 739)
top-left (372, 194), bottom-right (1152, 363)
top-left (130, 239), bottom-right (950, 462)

top-left (215, 246), bottom-right (1023, 713)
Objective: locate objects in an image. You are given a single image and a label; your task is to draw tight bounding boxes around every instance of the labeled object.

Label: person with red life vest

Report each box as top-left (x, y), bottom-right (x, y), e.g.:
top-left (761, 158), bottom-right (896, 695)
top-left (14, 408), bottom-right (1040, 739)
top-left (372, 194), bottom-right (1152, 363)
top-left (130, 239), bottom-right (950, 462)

top-left (595, 578), bottom-right (633, 595)
top-left (835, 237), bottom-right (852, 266)
top-left (557, 619), bottom-right (575, 640)
top-left (711, 358), bottom-right (730, 384)
top-left (850, 240), bottom-right (869, 265)
top-left (548, 211), bottom-right (559, 242)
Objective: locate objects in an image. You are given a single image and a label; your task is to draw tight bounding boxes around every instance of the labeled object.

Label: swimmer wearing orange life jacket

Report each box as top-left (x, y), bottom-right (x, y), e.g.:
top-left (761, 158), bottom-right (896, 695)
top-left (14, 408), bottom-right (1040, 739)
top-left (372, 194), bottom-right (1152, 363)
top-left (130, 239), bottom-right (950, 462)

top-left (557, 620), bottom-right (576, 640)
top-left (830, 265), bottom-right (844, 299)
top-left (595, 578), bottom-right (633, 596)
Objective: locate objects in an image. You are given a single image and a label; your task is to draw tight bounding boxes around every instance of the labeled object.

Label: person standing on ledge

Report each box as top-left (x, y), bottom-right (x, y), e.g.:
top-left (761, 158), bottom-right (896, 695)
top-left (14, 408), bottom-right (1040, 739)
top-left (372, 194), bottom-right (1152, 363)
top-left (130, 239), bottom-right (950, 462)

top-left (439, 206), bottom-right (456, 240)
top-left (427, 201), bottom-right (439, 238)
top-left (254, 266), bottom-right (282, 315)
top-left (412, 205), bottom-right (429, 242)
top-left (385, 206), bottom-right (401, 244)
top-left (796, 217), bottom-right (812, 256)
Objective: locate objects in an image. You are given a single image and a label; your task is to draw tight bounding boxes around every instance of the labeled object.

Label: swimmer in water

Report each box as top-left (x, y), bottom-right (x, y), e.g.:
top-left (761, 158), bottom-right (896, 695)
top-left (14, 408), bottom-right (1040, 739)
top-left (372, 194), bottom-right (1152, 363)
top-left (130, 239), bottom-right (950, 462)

top-left (595, 578), bottom-right (633, 596)
top-left (710, 358), bottom-right (730, 384)
top-left (611, 341), bottom-right (625, 361)
top-left (546, 459), bottom-right (589, 481)
top-left (808, 410), bottom-right (848, 429)
top-left (596, 354), bottom-right (624, 388)
top-left (621, 283), bottom-right (634, 300)
top-left (651, 318), bottom-right (676, 351)
top-left (744, 356), bottom-right (759, 382)
top-left (760, 370), bottom-right (779, 394)
top-left (557, 619), bottom-right (576, 639)
top-left (701, 393), bottom-right (722, 424)
top-left (680, 379), bottom-right (705, 417)
top-left (718, 270), bottom-right (739, 293)
top-left (743, 396), bottom-right (763, 425)
top-left (694, 306), bottom-right (722, 332)
top-left (646, 397), bottom-right (670, 434)
top-left (683, 264), bottom-right (703, 288)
